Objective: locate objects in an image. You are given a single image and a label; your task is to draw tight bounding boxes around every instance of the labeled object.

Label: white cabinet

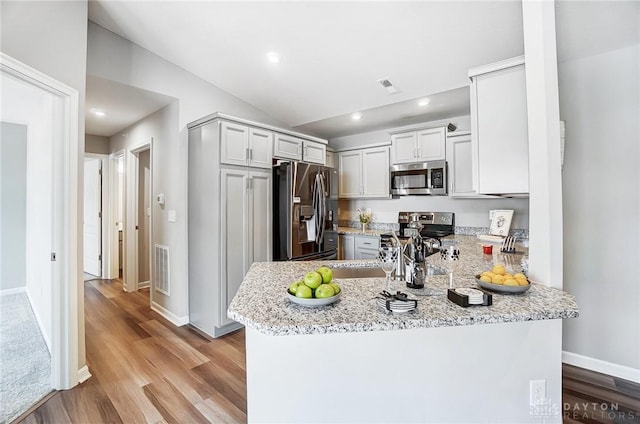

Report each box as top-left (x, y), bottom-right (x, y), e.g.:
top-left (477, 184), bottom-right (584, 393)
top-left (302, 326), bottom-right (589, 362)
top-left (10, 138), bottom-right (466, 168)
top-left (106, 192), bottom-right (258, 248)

top-left (338, 146), bottom-right (390, 199)
top-left (470, 56), bottom-right (529, 195)
top-left (303, 140), bottom-right (326, 165)
top-left (188, 115), bottom-right (273, 339)
top-left (355, 235), bottom-right (380, 260)
top-left (325, 151), bottom-right (336, 168)
top-left (339, 234), bottom-right (355, 260)
top-left (220, 168), bottom-right (271, 328)
top-left (391, 127), bottom-right (446, 164)
top-left (274, 133), bottom-right (327, 164)
top-left (447, 132), bottom-right (475, 197)
top-left (220, 121), bottom-right (273, 169)
top-left (274, 133), bottom-right (302, 160)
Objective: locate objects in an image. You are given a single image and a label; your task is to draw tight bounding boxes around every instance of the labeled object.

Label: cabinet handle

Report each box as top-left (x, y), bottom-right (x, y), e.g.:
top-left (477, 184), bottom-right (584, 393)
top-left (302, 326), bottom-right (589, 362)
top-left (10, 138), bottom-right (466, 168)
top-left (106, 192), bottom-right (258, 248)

top-left (363, 242), bottom-right (371, 245)
top-left (416, 147), bottom-right (420, 158)
top-left (249, 148), bottom-right (253, 160)
top-left (246, 148), bottom-right (250, 160)
top-left (304, 146), bottom-right (308, 157)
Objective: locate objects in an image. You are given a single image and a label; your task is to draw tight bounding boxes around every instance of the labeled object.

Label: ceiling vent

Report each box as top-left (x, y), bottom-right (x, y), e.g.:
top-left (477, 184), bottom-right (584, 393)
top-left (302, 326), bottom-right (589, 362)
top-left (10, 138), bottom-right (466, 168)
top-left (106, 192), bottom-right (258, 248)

top-left (377, 78), bottom-right (400, 95)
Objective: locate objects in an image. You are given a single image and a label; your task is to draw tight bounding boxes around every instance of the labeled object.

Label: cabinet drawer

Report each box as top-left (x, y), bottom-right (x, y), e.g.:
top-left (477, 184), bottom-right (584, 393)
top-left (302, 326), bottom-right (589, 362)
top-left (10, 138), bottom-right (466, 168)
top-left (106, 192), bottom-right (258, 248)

top-left (356, 248), bottom-right (379, 260)
top-left (355, 236), bottom-right (380, 250)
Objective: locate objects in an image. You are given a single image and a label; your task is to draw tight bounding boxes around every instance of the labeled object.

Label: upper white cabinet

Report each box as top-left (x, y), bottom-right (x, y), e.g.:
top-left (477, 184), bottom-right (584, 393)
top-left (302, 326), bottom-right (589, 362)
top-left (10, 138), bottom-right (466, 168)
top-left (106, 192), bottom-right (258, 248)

top-left (391, 127), bottom-right (446, 164)
top-left (338, 146), bottom-right (390, 199)
top-left (274, 133), bottom-right (326, 165)
top-left (446, 131), bottom-right (475, 197)
top-left (470, 56), bottom-right (529, 195)
top-left (274, 133), bottom-right (303, 161)
top-left (325, 150), bottom-right (336, 168)
top-left (220, 121), bottom-right (273, 169)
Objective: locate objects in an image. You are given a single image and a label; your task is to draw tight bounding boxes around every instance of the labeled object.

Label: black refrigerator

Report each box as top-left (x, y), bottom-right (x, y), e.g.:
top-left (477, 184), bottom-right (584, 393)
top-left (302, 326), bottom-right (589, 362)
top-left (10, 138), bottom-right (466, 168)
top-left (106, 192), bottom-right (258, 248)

top-left (273, 162), bottom-right (339, 261)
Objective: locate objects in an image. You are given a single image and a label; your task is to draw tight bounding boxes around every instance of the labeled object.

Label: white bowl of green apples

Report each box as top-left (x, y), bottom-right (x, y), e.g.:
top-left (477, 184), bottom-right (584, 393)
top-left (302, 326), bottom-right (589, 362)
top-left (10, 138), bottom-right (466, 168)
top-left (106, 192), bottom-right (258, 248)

top-left (287, 266), bottom-right (342, 307)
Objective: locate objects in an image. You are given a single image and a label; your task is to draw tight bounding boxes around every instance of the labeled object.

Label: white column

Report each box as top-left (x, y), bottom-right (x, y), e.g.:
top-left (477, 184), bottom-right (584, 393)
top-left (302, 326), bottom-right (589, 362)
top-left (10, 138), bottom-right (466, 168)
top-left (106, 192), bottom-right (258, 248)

top-left (522, 0), bottom-right (563, 289)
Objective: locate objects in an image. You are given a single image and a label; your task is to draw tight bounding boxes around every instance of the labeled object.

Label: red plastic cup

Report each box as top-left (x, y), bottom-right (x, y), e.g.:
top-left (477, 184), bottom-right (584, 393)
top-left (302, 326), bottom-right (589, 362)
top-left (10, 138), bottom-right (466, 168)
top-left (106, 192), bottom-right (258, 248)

top-left (482, 245), bottom-right (493, 254)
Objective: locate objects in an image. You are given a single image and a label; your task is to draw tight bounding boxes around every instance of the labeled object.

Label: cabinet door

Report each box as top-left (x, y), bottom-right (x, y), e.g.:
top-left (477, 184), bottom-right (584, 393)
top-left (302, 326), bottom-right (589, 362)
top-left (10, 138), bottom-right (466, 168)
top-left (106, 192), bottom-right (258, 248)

top-left (220, 169), bottom-right (249, 327)
top-left (362, 147), bottom-right (390, 198)
top-left (220, 121), bottom-right (249, 167)
top-left (248, 128), bottom-right (273, 169)
top-left (303, 140), bottom-right (326, 165)
top-left (355, 248), bottom-right (379, 260)
top-left (248, 170), bottom-right (272, 266)
top-left (473, 64), bottom-right (529, 194)
top-left (340, 234), bottom-right (355, 260)
top-left (325, 151), bottom-right (336, 168)
top-left (416, 127), bottom-right (446, 161)
top-left (447, 133), bottom-right (475, 196)
top-left (391, 132), bottom-right (417, 164)
top-left (274, 133), bottom-right (303, 160)
top-left (338, 151), bottom-right (363, 198)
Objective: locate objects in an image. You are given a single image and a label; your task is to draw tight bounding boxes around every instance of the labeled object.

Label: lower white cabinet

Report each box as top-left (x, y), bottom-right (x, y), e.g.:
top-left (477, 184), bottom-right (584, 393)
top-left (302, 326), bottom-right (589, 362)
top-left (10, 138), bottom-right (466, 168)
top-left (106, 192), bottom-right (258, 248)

top-left (355, 235), bottom-right (380, 259)
top-left (339, 234), bottom-right (380, 260)
top-left (338, 146), bottom-right (390, 199)
top-left (220, 168), bottom-right (272, 328)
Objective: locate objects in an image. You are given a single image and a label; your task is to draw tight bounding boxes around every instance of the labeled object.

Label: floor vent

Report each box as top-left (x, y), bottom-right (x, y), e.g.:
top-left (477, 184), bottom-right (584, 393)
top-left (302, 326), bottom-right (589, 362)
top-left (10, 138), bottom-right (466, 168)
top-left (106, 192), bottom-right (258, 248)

top-left (154, 244), bottom-right (170, 295)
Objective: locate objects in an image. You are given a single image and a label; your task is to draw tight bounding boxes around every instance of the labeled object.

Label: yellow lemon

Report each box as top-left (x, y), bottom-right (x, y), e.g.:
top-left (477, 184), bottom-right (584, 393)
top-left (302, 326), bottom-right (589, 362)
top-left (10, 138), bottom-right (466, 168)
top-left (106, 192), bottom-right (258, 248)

top-left (518, 279), bottom-right (529, 286)
top-left (491, 275), bottom-right (505, 285)
top-left (504, 278), bottom-right (519, 286)
top-left (492, 265), bottom-right (506, 275)
top-left (479, 275), bottom-right (492, 283)
top-left (503, 273), bottom-right (514, 280)
top-left (481, 271), bottom-right (492, 277)
top-left (514, 273), bottom-right (527, 280)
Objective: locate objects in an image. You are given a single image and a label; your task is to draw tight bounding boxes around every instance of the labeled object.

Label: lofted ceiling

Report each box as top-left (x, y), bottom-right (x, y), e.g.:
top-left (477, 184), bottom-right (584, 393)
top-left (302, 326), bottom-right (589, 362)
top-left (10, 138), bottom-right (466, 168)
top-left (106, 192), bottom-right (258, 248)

top-left (86, 0), bottom-right (639, 140)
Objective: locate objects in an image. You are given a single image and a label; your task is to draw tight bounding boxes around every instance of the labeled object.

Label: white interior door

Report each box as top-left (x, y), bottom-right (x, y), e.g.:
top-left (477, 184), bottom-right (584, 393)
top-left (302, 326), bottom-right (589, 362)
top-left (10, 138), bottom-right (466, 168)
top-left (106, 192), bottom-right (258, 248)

top-left (83, 158), bottom-right (101, 276)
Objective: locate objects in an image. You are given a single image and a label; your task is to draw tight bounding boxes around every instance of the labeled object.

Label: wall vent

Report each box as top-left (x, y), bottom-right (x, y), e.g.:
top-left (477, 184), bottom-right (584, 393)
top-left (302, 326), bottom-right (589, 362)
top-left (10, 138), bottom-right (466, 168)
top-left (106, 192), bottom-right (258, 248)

top-left (154, 244), bottom-right (170, 295)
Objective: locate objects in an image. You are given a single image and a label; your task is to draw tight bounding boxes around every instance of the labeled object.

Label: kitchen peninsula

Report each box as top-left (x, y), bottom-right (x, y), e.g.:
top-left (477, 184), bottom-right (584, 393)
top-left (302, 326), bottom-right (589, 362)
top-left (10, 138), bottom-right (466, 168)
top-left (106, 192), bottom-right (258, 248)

top-left (228, 236), bottom-right (578, 423)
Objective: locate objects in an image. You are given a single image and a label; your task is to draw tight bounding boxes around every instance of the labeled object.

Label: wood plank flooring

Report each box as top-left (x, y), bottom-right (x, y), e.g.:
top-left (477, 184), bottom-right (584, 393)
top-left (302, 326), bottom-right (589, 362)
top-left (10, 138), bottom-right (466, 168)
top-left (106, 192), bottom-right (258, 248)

top-left (18, 279), bottom-right (246, 424)
top-left (16, 277), bottom-right (639, 423)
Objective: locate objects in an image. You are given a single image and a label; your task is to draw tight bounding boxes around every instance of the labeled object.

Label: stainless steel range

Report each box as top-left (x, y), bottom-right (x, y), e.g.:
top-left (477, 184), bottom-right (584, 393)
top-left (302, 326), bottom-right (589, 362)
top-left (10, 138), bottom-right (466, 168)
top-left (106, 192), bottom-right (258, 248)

top-left (397, 211), bottom-right (455, 240)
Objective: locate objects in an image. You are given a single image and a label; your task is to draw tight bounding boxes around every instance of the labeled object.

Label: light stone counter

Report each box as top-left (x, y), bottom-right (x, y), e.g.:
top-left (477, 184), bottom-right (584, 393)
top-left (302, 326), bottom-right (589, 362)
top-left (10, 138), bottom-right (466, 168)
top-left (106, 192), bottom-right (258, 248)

top-left (227, 235), bottom-right (578, 337)
top-left (336, 226), bottom-right (387, 237)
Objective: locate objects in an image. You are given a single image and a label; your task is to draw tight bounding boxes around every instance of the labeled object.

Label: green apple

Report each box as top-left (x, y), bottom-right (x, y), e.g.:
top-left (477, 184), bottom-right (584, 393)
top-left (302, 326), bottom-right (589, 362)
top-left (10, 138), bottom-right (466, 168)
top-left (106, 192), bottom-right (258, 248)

top-left (315, 284), bottom-right (335, 299)
top-left (288, 281), bottom-right (303, 295)
top-left (295, 284), bottom-right (313, 299)
top-left (303, 271), bottom-right (323, 290)
top-left (329, 282), bottom-right (341, 295)
top-left (316, 266), bottom-right (333, 284)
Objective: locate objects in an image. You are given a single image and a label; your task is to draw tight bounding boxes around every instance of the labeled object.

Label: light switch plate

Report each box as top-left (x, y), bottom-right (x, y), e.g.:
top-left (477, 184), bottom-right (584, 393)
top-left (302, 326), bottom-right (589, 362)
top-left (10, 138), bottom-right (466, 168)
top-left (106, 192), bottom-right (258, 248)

top-left (168, 210), bottom-right (176, 223)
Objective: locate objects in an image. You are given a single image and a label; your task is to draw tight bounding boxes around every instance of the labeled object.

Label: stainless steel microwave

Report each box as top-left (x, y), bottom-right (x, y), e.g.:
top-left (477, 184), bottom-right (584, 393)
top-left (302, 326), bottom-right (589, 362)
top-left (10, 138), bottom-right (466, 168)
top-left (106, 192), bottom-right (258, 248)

top-left (389, 160), bottom-right (448, 196)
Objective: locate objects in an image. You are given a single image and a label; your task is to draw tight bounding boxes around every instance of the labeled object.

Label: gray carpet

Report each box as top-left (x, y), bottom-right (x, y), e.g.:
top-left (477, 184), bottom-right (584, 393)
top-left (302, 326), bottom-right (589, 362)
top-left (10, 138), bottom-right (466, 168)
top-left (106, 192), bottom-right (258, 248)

top-left (0, 293), bottom-right (52, 423)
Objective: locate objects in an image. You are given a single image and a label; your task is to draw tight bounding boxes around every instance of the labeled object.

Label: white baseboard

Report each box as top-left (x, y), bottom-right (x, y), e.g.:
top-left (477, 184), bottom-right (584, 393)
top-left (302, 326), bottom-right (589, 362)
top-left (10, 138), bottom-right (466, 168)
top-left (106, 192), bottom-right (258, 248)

top-left (138, 280), bottom-right (150, 289)
top-left (77, 365), bottom-right (92, 384)
top-left (0, 286), bottom-right (26, 296)
top-left (563, 351), bottom-right (640, 383)
top-left (151, 301), bottom-right (189, 327)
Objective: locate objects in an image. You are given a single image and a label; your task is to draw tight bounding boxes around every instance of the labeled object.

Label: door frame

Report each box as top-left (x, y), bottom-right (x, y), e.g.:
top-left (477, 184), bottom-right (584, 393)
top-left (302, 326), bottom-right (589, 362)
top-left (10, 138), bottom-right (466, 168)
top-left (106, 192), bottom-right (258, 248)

top-left (0, 53), bottom-right (81, 389)
top-left (124, 138), bottom-right (153, 294)
top-left (108, 150), bottom-right (124, 281)
top-left (83, 153), bottom-right (110, 278)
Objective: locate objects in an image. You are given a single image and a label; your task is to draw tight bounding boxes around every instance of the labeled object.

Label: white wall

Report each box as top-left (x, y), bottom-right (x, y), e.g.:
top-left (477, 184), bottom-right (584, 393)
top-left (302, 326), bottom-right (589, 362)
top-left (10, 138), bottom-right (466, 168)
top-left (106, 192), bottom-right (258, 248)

top-left (0, 122), bottom-right (27, 291)
top-left (85, 134), bottom-right (110, 155)
top-left (330, 116), bottom-right (530, 229)
top-left (90, 20), bottom-right (288, 321)
top-left (559, 43), bottom-right (640, 374)
top-left (1, 0), bottom-right (88, 369)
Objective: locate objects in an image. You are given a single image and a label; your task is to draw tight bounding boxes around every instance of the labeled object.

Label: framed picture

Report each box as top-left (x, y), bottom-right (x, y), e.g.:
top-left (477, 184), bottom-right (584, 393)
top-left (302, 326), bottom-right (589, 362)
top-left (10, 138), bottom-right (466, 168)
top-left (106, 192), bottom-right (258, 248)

top-left (489, 210), bottom-right (514, 236)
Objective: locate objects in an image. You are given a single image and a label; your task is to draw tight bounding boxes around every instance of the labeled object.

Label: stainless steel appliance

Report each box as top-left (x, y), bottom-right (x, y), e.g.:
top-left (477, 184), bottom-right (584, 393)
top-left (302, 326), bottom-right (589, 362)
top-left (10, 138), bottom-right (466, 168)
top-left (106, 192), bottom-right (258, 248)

top-left (382, 211), bottom-right (455, 258)
top-left (389, 160), bottom-right (448, 196)
top-left (273, 162), bottom-right (338, 261)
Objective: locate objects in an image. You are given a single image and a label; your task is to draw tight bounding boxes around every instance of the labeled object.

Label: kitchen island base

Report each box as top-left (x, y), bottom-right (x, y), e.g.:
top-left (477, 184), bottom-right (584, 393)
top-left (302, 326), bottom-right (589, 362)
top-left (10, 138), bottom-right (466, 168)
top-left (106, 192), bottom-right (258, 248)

top-left (246, 319), bottom-right (562, 423)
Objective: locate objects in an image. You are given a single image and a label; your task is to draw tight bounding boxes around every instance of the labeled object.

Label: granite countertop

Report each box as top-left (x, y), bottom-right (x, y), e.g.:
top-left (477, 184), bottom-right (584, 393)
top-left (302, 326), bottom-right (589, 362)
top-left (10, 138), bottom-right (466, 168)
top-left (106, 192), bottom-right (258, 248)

top-left (336, 226), bottom-right (387, 237)
top-left (227, 235), bottom-right (579, 336)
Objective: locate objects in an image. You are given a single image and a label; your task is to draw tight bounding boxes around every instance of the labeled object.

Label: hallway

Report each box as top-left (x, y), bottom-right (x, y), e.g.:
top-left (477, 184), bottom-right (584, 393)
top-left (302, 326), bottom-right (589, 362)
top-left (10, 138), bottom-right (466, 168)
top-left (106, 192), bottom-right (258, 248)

top-left (19, 279), bottom-right (246, 423)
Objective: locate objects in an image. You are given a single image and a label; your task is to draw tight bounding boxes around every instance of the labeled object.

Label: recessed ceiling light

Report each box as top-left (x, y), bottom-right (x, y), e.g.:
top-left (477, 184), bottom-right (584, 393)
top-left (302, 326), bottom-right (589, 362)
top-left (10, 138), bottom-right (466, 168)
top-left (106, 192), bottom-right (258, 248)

top-left (351, 112), bottom-right (362, 121)
top-left (266, 52), bottom-right (281, 64)
top-left (91, 108), bottom-right (106, 117)
top-left (418, 98), bottom-right (430, 107)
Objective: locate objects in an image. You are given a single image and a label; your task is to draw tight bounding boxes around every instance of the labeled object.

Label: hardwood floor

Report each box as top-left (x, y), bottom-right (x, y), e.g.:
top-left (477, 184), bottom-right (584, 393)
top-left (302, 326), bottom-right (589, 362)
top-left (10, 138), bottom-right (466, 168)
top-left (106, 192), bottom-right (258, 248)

top-left (563, 364), bottom-right (640, 423)
top-left (18, 279), bottom-right (246, 424)
top-left (16, 277), bottom-right (639, 423)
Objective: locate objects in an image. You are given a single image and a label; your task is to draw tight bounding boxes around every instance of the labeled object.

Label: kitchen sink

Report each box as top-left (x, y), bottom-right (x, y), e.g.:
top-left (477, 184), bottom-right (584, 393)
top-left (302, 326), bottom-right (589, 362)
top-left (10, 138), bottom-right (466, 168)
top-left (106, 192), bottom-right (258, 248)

top-left (331, 267), bottom-right (386, 278)
top-left (331, 265), bottom-right (447, 279)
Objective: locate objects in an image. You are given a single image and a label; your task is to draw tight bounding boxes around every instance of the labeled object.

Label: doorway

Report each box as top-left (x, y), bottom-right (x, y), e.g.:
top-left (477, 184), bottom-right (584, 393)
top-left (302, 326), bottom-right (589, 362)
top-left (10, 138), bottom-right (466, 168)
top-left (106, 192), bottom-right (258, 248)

top-left (0, 53), bottom-right (81, 394)
top-left (136, 148), bottom-right (151, 289)
top-left (83, 157), bottom-right (102, 278)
